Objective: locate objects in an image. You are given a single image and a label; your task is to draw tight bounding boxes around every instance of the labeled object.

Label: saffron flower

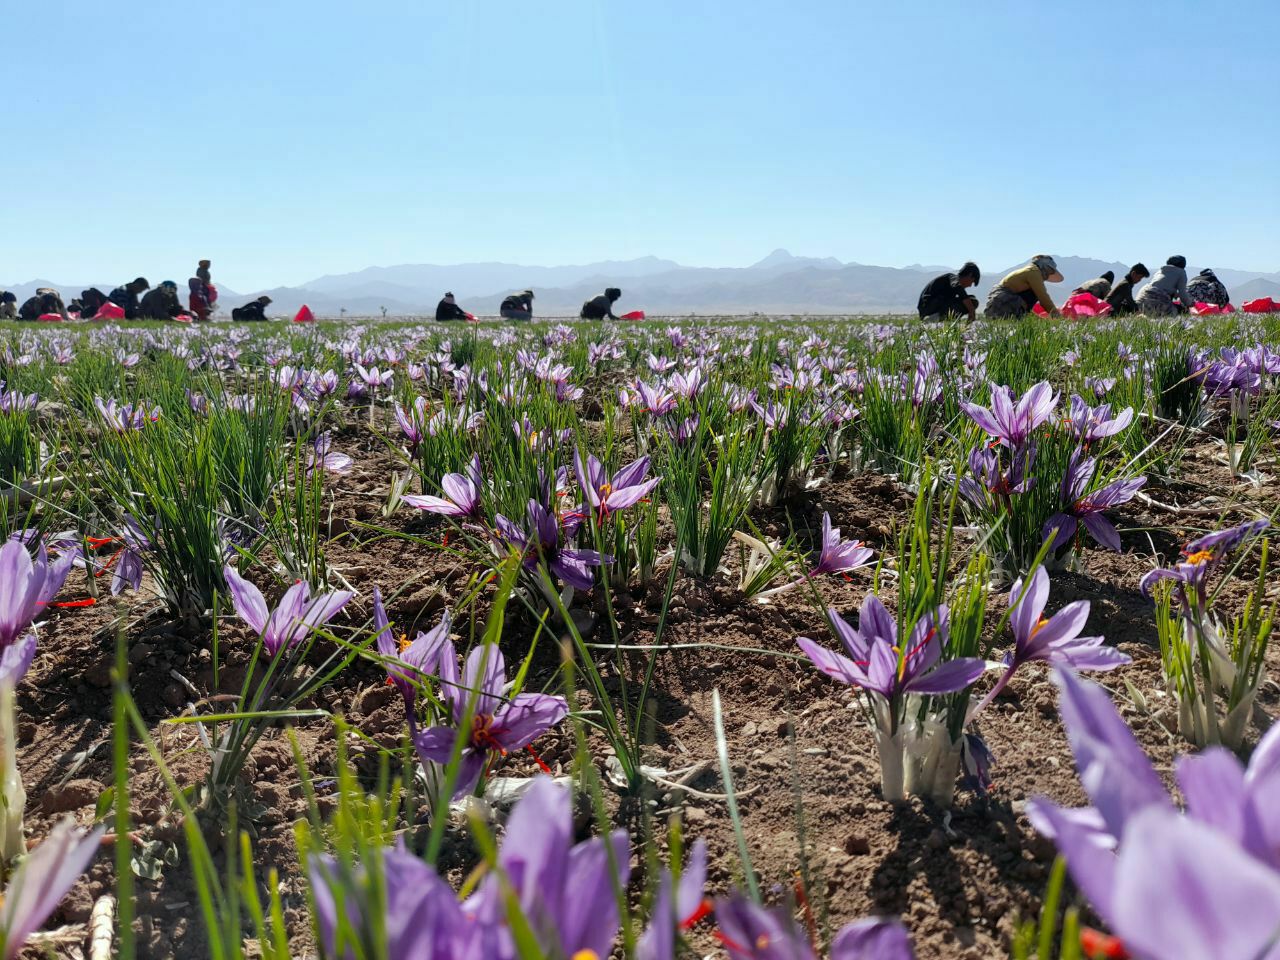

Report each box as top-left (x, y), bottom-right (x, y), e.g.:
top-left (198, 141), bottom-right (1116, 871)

top-left (573, 450), bottom-right (661, 516)
top-left (961, 381), bottom-right (1057, 449)
top-left (222, 566), bottom-right (352, 656)
top-left (372, 587), bottom-right (452, 711)
top-left (968, 567), bottom-right (1129, 721)
top-left (110, 516), bottom-right (151, 596)
top-left (810, 512), bottom-right (873, 577)
top-left (306, 431), bottom-right (352, 475)
top-left (1027, 669), bottom-right (1280, 960)
top-left (1066, 394), bottom-right (1134, 443)
top-left (353, 363), bottom-right (394, 390)
top-left (797, 596), bottom-right (985, 700)
top-left (0, 540), bottom-right (73, 684)
top-left (714, 892), bottom-right (915, 960)
top-left (958, 440), bottom-right (1037, 510)
top-left (412, 642), bottom-right (568, 796)
top-left (634, 380), bottom-right (677, 416)
top-left (393, 396), bottom-right (430, 449)
top-left (637, 840), bottom-right (710, 960)
top-left (1044, 451), bottom-right (1146, 551)
top-left (94, 396), bottom-right (160, 432)
top-left (1139, 519), bottom-right (1269, 608)
top-left (495, 500), bottom-right (605, 591)
top-left (402, 455), bottom-right (484, 521)
top-left (1, 818), bottom-right (106, 960)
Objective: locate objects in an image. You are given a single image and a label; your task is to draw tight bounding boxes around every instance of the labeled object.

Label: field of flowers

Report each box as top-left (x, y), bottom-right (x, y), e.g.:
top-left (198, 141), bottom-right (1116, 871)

top-left (0, 312), bottom-right (1277, 960)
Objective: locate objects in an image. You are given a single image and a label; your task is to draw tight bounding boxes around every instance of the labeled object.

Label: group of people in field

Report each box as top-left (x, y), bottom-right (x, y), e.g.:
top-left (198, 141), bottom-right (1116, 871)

top-left (917, 255), bottom-right (1236, 322)
top-left (436, 287), bottom-right (624, 322)
top-left (0, 259), bottom-right (277, 323)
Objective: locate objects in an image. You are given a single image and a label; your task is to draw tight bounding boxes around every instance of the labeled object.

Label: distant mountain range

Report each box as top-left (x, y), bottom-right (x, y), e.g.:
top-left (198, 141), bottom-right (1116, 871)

top-left (7, 250), bottom-right (1280, 318)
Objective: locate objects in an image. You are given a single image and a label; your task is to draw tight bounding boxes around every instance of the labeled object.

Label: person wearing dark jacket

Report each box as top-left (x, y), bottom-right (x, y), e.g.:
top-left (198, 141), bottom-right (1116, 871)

top-left (74, 287), bottom-right (109, 318)
top-left (0, 292), bottom-right (17, 320)
top-left (917, 263), bottom-right (980, 321)
top-left (581, 287), bottom-right (622, 320)
top-left (1186, 269), bottom-right (1231, 307)
top-left (108, 277), bottom-right (150, 319)
top-left (19, 288), bottom-right (68, 322)
top-left (1105, 264), bottom-right (1150, 316)
top-left (436, 292), bottom-right (468, 321)
top-left (139, 281), bottom-right (185, 319)
top-left (231, 296), bottom-right (273, 322)
top-left (500, 290), bottom-right (534, 322)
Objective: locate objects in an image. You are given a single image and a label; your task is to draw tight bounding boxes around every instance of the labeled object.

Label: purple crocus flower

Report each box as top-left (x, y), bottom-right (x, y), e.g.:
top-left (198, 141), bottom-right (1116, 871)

top-left (309, 842), bottom-right (469, 960)
top-left (1085, 376), bottom-right (1116, 398)
top-left (110, 516), bottom-right (151, 596)
top-left (394, 397), bottom-right (430, 450)
top-left (94, 396), bottom-right (160, 433)
top-left (958, 440), bottom-right (1037, 510)
top-left (635, 380), bottom-right (677, 416)
top-left (372, 587), bottom-right (452, 711)
top-left (574, 450), bottom-right (661, 517)
top-left (961, 381), bottom-right (1058, 449)
top-left (402, 455), bottom-right (484, 521)
top-left (797, 596), bottom-right (986, 701)
top-left (307, 432), bottom-right (353, 475)
top-left (0, 539), bottom-right (73, 684)
top-left (1, 818), bottom-right (106, 960)
top-left (714, 893), bottom-right (914, 960)
top-left (222, 566), bottom-right (352, 656)
top-left (495, 500), bottom-right (604, 591)
top-left (1044, 451), bottom-right (1146, 551)
top-left (412, 644), bottom-right (568, 796)
top-left (968, 567), bottom-right (1129, 722)
top-left (1066, 395), bottom-right (1134, 443)
top-left (1028, 670), bottom-right (1280, 959)
top-left (1139, 519), bottom-right (1270, 608)
top-left (353, 364), bottom-right (394, 390)
top-left (810, 512), bottom-right (873, 577)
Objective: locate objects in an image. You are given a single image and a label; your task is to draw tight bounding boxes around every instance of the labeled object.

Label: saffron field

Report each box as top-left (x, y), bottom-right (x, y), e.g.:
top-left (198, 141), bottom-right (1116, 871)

top-left (0, 313), bottom-right (1278, 960)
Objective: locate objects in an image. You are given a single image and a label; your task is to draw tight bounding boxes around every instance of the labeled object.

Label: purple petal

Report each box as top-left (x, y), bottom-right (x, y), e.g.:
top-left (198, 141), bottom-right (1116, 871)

top-left (1, 819), bottom-right (105, 956)
top-left (0, 631), bottom-right (37, 685)
top-left (797, 637), bottom-right (864, 686)
top-left (1082, 512), bottom-right (1123, 552)
top-left (1176, 748), bottom-right (1247, 846)
top-left (402, 494), bottom-right (466, 516)
top-left (222, 566), bottom-right (269, 636)
top-left (1008, 568), bottom-right (1049, 649)
top-left (491, 693), bottom-right (569, 751)
top-left (1026, 799), bottom-right (1118, 927)
top-left (461, 644), bottom-right (506, 718)
top-left (1022, 599), bottom-right (1090, 660)
top-left (1044, 514), bottom-right (1077, 550)
top-left (831, 917), bottom-right (916, 960)
top-left (906, 657), bottom-right (986, 695)
top-left (412, 725), bottom-right (458, 763)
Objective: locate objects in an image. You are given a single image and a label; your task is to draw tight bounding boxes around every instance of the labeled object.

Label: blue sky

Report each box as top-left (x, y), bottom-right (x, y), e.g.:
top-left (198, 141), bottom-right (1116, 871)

top-left (4, 0), bottom-right (1277, 291)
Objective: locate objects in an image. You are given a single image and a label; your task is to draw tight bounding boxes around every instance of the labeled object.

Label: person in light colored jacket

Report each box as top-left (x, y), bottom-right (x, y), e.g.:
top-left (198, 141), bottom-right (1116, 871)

top-left (1136, 256), bottom-right (1193, 316)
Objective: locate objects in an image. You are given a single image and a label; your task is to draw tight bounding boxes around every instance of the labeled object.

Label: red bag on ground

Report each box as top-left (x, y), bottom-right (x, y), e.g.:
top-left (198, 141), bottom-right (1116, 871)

top-left (1061, 292), bottom-right (1113, 319)
top-left (465, 312), bottom-right (478, 322)
top-left (1190, 301), bottom-right (1235, 316)
top-left (1243, 298), bottom-right (1280, 314)
top-left (293, 304), bottom-right (315, 323)
top-left (94, 302), bottom-right (126, 320)
top-left (174, 313), bottom-right (193, 324)
top-left (620, 310), bottom-right (646, 321)
top-left (37, 312), bottom-right (63, 323)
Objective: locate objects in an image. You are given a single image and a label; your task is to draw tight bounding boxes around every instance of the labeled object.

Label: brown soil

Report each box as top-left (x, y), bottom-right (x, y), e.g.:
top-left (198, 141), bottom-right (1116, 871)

top-left (16, 422), bottom-right (1276, 960)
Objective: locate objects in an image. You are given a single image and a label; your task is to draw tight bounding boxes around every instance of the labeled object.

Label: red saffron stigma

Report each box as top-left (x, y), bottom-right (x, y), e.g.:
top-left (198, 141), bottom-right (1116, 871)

top-left (525, 743), bottom-right (552, 774)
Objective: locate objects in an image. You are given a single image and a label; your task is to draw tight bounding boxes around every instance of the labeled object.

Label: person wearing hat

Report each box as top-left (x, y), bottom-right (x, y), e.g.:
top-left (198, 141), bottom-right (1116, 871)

top-left (1105, 264), bottom-right (1150, 316)
top-left (917, 263), bottom-right (981, 321)
top-left (139, 281), bottom-right (186, 320)
top-left (69, 287), bottom-right (108, 319)
top-left (231, 295), bottom-right (273, 322)
top-left (500, 289), bottom-right (534, 322)
top-left (107, 277), bottom-right (150, 320)
top-left (1074, 271), bottom-right (1115, 300)
top-left (436, 292), bottom-right (469, 321)
top-left (1136, 256), bottom-right (1194, 317)
top-left (1186, 268), bottom-right (1231, 308)
top-left (0, 292), bottom-right (17, 320)
top-left (581, 287), bottom-right (623, 320)
top-left (984, 255), bottom-right (1064, 318)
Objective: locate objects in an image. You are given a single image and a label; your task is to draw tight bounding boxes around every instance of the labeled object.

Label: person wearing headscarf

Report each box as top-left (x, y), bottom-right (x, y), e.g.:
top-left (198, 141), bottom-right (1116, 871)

top-left (139, 281), bottom-right (185, 319)
top-left (500, 289), bottom-right (534, 322)
top-left (1074, 271), bottom-right (1115, 299)
top-left (984, 255), bottom-right (1064, 318)
top-left (108, 277), bottom-right (150, 320)
top-left (1136, 256), bottom-right (1194, 316)
top-left (188, 276), bottom-right (213, 322)
top-left (1186, 268), bottom-right (1231, 308)
top-left (1105, 264), bottom-right (1150, 316)
top-left (917, 263), bottom-right (981, 321)
top-left (580, 287), bottom-right (623, 320)
top-left (436, 292), bottom-right (468, 321)
top-left (0, 292), bottom-right (17, 320)
top-left (231, 296), bottom-right (273, 322)
top-left (18, 288), bottom-right (68, 321)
